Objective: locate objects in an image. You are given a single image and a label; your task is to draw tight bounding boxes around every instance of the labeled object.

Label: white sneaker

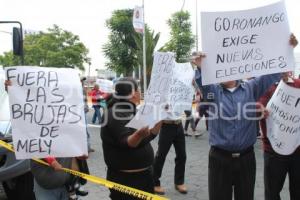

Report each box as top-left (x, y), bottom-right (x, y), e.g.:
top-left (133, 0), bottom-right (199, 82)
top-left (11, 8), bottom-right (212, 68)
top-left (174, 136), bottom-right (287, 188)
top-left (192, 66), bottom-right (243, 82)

top-left (194, 131), bottom-right (203, 137)
top-left (187, 131), bottom-right (194, 136)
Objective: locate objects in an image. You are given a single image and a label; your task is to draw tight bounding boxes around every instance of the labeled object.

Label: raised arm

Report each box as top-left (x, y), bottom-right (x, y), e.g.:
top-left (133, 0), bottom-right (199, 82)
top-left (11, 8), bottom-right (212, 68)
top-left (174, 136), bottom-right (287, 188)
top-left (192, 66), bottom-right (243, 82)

top-left (248, 73), bottom-right (281, 100)
top-left (192, 53), bottom-right (216, 101)
top-left (194, 68), bottom-right (217, 101)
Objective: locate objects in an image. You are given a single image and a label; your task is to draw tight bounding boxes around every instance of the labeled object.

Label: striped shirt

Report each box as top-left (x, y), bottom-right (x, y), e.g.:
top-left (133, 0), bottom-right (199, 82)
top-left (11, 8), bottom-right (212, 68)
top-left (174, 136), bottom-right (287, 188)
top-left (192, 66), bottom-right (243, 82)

top-left (195, 69), bottom-right (280, 151)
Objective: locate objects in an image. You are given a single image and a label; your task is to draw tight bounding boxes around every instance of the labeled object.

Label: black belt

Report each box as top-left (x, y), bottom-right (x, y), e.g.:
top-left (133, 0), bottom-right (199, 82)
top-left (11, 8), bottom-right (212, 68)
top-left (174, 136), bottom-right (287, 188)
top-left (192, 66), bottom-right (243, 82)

top-left (163, 120), bottom-right (182, 125)
top-left (211, 146), bottom-right (253, 158)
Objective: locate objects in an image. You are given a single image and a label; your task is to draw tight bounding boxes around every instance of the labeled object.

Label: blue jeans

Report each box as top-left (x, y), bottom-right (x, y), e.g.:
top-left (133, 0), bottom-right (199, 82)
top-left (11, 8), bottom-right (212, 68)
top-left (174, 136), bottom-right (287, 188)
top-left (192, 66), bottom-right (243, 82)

top-left (34, 179), bottom-right (68, 200)
top-left (92, 105), bottom-right (101, 124)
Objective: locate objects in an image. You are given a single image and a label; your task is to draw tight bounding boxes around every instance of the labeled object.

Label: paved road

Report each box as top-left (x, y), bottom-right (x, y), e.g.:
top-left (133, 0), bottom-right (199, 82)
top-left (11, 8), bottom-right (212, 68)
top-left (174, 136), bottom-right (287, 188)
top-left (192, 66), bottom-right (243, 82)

top-left (0, 112), bottom-right (289, 200)
top-left (84, 111), bottom-right (289, 200)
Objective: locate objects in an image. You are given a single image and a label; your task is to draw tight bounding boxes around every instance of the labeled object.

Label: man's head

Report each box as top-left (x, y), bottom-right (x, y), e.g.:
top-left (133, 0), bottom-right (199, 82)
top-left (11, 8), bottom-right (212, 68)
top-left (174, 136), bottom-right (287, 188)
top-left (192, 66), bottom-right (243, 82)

top-left (220, 80), bottom-right (238, 89)
top-left (94, 84), bottom-right (99, 90)
top-left (114, 77), bottom-right (140, 104)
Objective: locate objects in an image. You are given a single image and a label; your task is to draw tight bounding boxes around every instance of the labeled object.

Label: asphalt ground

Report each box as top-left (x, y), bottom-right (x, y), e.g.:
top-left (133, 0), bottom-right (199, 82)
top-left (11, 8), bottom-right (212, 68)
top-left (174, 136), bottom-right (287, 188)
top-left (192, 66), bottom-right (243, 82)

top-left (0, 111), bottom-right (289, 200)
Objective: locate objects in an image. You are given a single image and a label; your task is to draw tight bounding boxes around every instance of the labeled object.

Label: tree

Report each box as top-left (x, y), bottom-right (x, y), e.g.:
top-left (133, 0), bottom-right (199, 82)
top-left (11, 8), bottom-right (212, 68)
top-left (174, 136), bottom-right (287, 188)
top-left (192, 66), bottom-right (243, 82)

top-left (0, 51), bottom-right (19, 66)
top-left (134, 26), bottom-right (160, 85)
top-left (103, 9), bottom-right (138, 76)
top-left (161, 11), bottom-right (195, 62)
top-left (0, 25), bottom-right (89, 70)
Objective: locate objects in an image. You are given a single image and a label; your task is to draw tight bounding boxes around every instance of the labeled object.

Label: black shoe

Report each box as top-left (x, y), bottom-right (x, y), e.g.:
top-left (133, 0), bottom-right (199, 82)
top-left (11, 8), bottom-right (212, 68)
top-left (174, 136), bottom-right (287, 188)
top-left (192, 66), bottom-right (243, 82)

top-left (88, 148), bottom-right (95, 153)
top-left (76, 188), bottom-right (89, 196)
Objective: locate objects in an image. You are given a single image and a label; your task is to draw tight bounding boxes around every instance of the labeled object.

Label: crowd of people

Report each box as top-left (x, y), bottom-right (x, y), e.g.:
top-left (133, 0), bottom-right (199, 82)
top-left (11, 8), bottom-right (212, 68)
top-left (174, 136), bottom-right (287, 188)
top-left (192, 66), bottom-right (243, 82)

top-left (3, 34), bottom-right (299, 200)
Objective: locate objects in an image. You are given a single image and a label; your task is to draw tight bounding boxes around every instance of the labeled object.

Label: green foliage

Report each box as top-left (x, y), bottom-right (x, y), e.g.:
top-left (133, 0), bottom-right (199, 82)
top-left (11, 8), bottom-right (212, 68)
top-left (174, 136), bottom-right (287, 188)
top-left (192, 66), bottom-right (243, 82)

top-left (0, 25), bottom-right (89, 70)
top-left (161, 11), bottom-right (195, 62)
top-left (0, 51), bottom-right (20, 66)
top-left (103, 9), bottom-right (160, 91)
top-left (103, 9), bottom-right (138, 76)
top-left (134, 26), bottom-right (160, 84)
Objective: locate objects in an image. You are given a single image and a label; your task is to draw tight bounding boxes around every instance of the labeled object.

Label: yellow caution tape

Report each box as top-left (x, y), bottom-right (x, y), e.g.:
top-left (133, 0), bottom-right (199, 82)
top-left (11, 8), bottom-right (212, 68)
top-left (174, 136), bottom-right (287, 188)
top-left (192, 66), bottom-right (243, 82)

top-left (0, 140), bottom-right (169, 200)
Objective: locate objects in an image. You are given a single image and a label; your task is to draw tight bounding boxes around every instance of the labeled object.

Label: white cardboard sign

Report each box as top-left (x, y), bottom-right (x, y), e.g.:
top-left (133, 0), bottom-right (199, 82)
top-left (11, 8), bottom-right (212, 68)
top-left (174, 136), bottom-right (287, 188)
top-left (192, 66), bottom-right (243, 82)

top-left (266, 80), bottom-right (300, 155)
top-left (201, 1), bottom-right (294, 85)
top-left (5, 66), bottom-right (88, 159)
top-left (126, 52), bottom-right (194, 129)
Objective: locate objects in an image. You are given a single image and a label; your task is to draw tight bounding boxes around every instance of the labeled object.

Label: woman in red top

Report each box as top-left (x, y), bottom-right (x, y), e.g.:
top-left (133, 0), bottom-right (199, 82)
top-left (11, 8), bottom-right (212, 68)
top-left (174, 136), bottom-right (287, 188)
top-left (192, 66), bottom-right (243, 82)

top-left (89, 84), bottom-right (107, 124)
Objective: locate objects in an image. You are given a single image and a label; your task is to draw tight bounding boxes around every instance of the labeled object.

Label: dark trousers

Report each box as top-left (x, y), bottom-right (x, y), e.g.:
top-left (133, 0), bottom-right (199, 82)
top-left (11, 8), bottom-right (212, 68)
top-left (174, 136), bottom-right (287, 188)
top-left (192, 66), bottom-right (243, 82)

top-left (184, 110), bottom-right (195, 131)
top-left (264, 151), bottom-right (300, 200)
top-left (107, 168), bottom-right (154, 200)
top-left (153, 123), bottom-right (187, 186)
top-left (92, 105), bottom-right (101, 124)
top-left (194, 106), bottom-right (208, 130)
top-left (208, 147), bottom-right (256, 200)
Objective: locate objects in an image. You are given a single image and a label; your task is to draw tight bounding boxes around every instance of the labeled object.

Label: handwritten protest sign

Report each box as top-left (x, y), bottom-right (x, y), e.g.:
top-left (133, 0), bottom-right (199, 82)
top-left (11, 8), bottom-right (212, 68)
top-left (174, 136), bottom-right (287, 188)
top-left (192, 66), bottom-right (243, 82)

top-left (170, 63), bottom-right (195, 115)
top-left (5, 66), bottom-right (88, 159)
top-left (266, 81), bottom-right (300, 155)
top-left (201, 1), bottom-right (294, 85)
top-left (126, 52), bottom-right (194, 129)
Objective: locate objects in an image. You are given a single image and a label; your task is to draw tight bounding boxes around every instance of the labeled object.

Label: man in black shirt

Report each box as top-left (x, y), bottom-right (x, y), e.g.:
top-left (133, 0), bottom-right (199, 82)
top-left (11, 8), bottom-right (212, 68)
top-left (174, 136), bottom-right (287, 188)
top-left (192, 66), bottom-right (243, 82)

top-left (101, 77), bottom-right (162, 200)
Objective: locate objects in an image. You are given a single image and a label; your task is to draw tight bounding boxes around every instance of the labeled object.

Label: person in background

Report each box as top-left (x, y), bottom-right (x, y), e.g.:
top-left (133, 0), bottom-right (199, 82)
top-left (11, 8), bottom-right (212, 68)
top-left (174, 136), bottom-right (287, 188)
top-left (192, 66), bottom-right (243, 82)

top-left (194, 91), bottom-right (208, 133)
top-left (89, 84), bottom-right (107, 124)
top-left (184, 63), bottom-right (202, 137)
top-left (81, 78), bottom-right (95, 153)
top-left (153, 104), bottom-right (188, 195)
top-left (258, 69), bottom-right (300, 199)
top-left (153, 58), bottom-right (200, 194)
top-left (191, 54), bottom-right (209, 134)
top-left (153, 119), bottom-right (188, 195)
top-left (183, 107), bottom-right (196, 136)
top-left (193, 34), bottom-right (298, 200)
top-left (184, 94), bottom-right (203, 137)
top-left (101, 77), bottom-right (162, 200)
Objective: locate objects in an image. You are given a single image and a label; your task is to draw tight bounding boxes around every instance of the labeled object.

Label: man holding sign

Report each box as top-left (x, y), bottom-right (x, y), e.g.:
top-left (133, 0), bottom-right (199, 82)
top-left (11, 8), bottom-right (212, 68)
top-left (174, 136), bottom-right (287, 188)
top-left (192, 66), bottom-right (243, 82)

top-left (200, 1), bottom-right (295, 86)
top-left (195, 26), bottom-right (297, 200)
top-left (258, 70), bottom-right (300, 200)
